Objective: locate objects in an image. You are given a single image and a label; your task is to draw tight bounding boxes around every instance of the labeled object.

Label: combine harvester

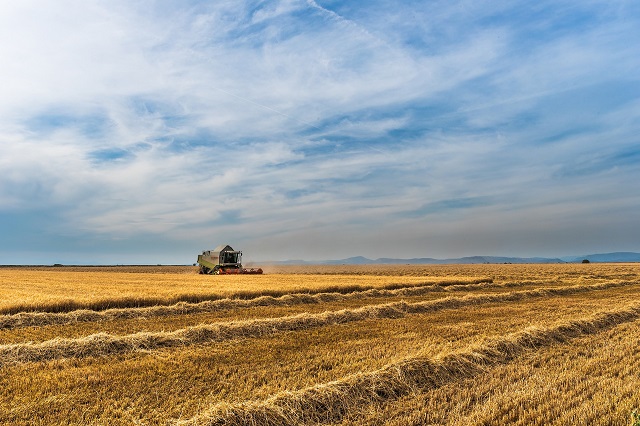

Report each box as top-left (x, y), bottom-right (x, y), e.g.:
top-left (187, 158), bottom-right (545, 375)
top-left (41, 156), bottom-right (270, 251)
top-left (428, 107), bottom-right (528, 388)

top-left (197, 244), bottom-right (263, 275)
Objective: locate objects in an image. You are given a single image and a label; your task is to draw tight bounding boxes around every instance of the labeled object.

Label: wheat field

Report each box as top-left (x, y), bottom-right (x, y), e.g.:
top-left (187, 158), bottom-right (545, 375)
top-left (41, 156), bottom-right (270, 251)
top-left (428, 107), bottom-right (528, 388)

top-left (1, 263), bottom-right (639, 425)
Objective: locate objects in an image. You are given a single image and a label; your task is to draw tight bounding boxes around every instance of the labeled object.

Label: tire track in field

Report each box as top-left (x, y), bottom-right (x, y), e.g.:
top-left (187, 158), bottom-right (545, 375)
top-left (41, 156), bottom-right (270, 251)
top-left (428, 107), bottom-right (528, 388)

top-left (0, 281), bottom-right (636, 367)
top-left (0, 278), bottom-right (529, 330)
top-left (174, 303), bottom-right (640, 426)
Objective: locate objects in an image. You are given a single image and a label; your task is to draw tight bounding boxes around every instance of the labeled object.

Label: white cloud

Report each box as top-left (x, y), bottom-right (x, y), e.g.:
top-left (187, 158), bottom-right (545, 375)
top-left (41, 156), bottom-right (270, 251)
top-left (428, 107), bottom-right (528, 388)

top-left (0, 0), bottom-right (639, 262)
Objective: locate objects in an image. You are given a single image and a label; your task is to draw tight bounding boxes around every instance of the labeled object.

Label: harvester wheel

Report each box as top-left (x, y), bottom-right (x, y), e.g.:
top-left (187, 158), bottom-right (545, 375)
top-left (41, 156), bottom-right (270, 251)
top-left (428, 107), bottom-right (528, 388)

top-left (199, 266), bottom-right (210, 274)
top-left (213, 266), bottom-right (221, 275)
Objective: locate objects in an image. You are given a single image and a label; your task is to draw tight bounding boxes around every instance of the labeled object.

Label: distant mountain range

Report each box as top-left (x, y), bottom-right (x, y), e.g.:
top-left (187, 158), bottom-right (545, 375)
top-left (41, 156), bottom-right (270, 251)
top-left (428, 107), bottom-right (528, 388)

top-left (263, 252), bottom-right (640, 265)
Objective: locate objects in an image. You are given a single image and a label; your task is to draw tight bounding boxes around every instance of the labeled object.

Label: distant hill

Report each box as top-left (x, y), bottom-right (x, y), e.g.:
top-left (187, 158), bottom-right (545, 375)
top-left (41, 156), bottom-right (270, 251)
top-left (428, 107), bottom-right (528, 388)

top-left (318, 255), bottom-right (565, 265)
top-left (262, 252), bottom-right (640, 265)
top-left (561, 252), bottom-right (640, 263)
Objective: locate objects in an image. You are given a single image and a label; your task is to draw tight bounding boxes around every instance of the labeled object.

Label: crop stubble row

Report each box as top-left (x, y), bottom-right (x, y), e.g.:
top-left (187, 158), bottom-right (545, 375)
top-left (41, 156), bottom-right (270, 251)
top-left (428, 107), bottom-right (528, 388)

top-left (177, 303), bottom-right (640, 426)
top-left (3, 290), bottom-right (638, 425)
top-left (0, 270), bottom-right (488, 315)
top-left (0, 262), bottom-right (637, 424)
top-left (0, 279), bottom-right (638, 367)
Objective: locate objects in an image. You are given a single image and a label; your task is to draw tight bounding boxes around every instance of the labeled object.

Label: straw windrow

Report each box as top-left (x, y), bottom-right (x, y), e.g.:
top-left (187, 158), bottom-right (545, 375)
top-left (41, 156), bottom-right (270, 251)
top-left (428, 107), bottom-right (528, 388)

top-left (175, 304), bottom-right (640, 426)
top-left (0, 277), bottom-right (509, 330)
top-left (1, 279), bottom-right (635, 330)
top-left (0, 280), bottom-right (637, 367)
top-left (0, 277), bottom-right (493, 316)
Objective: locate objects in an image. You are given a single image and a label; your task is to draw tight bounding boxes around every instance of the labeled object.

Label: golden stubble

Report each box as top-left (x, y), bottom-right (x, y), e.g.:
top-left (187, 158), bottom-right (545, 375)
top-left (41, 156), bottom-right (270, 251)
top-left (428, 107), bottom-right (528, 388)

top-left (0, 263), bottom-right (639, 425)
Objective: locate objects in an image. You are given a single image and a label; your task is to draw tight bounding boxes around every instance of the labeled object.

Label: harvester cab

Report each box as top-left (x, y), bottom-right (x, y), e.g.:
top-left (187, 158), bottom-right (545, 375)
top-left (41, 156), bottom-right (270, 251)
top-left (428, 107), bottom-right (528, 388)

top-left (197, 244), bottom-right (263, 275)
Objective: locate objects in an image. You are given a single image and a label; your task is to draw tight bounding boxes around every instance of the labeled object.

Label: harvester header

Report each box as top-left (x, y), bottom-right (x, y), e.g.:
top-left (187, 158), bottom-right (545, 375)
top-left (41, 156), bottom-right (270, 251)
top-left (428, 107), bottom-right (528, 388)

top-left (197, 244), bottom-right (263, 275)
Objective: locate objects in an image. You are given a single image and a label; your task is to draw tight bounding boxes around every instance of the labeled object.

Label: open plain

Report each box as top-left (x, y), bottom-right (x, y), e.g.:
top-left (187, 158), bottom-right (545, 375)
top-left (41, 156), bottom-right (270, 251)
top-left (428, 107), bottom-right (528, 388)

top-left (1, 263), bottom-right (639, 425)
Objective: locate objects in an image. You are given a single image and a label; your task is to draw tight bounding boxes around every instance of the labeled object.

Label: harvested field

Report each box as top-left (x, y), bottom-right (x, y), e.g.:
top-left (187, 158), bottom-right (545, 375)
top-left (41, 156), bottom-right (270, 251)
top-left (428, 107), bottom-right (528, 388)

top-left (1, 264), bottom-right (639, 425)
top-left (0, 268), bottom-right (488, 314)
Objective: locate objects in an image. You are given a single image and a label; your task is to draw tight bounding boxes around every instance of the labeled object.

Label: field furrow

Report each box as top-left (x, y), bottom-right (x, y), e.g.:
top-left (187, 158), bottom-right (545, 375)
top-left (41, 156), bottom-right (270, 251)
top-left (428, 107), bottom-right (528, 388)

top-left (4, 277), bottom-right (635, 331)
top-left (1, 280), bottom-right (638, 365)
top-left (335, 321), bottom-right (640, 426)
top-left (0, 269), bottom-right (489, 314)
top-left (1, 264), bottom-right (639, 425)
top-left (176, 303), bottom-right (640, 426)
top-left (0, 278), bottom-right (497, 330)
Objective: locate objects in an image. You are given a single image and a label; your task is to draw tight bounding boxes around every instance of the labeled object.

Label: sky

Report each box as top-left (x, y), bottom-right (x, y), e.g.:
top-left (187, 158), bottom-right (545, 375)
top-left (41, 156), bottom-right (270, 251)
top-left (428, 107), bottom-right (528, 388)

top-left (1, 0), bottom-right (639, 264)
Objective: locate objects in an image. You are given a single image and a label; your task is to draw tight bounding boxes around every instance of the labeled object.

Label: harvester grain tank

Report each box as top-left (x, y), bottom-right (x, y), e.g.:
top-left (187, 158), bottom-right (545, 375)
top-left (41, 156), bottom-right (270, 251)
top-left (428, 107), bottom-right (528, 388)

top-left (197, 244), bottom-right (263, 274)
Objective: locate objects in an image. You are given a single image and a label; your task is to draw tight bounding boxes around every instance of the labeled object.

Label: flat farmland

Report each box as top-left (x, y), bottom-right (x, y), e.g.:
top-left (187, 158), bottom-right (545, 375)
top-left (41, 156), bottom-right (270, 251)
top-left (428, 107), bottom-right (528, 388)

top-left (1, 264), bottom-right (639, 425)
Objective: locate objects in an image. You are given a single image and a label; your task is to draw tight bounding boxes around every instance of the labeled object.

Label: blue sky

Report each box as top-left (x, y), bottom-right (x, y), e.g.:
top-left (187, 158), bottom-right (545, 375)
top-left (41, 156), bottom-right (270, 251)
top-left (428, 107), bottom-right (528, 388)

top-left (1, 0), bottom-right (639, 264)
